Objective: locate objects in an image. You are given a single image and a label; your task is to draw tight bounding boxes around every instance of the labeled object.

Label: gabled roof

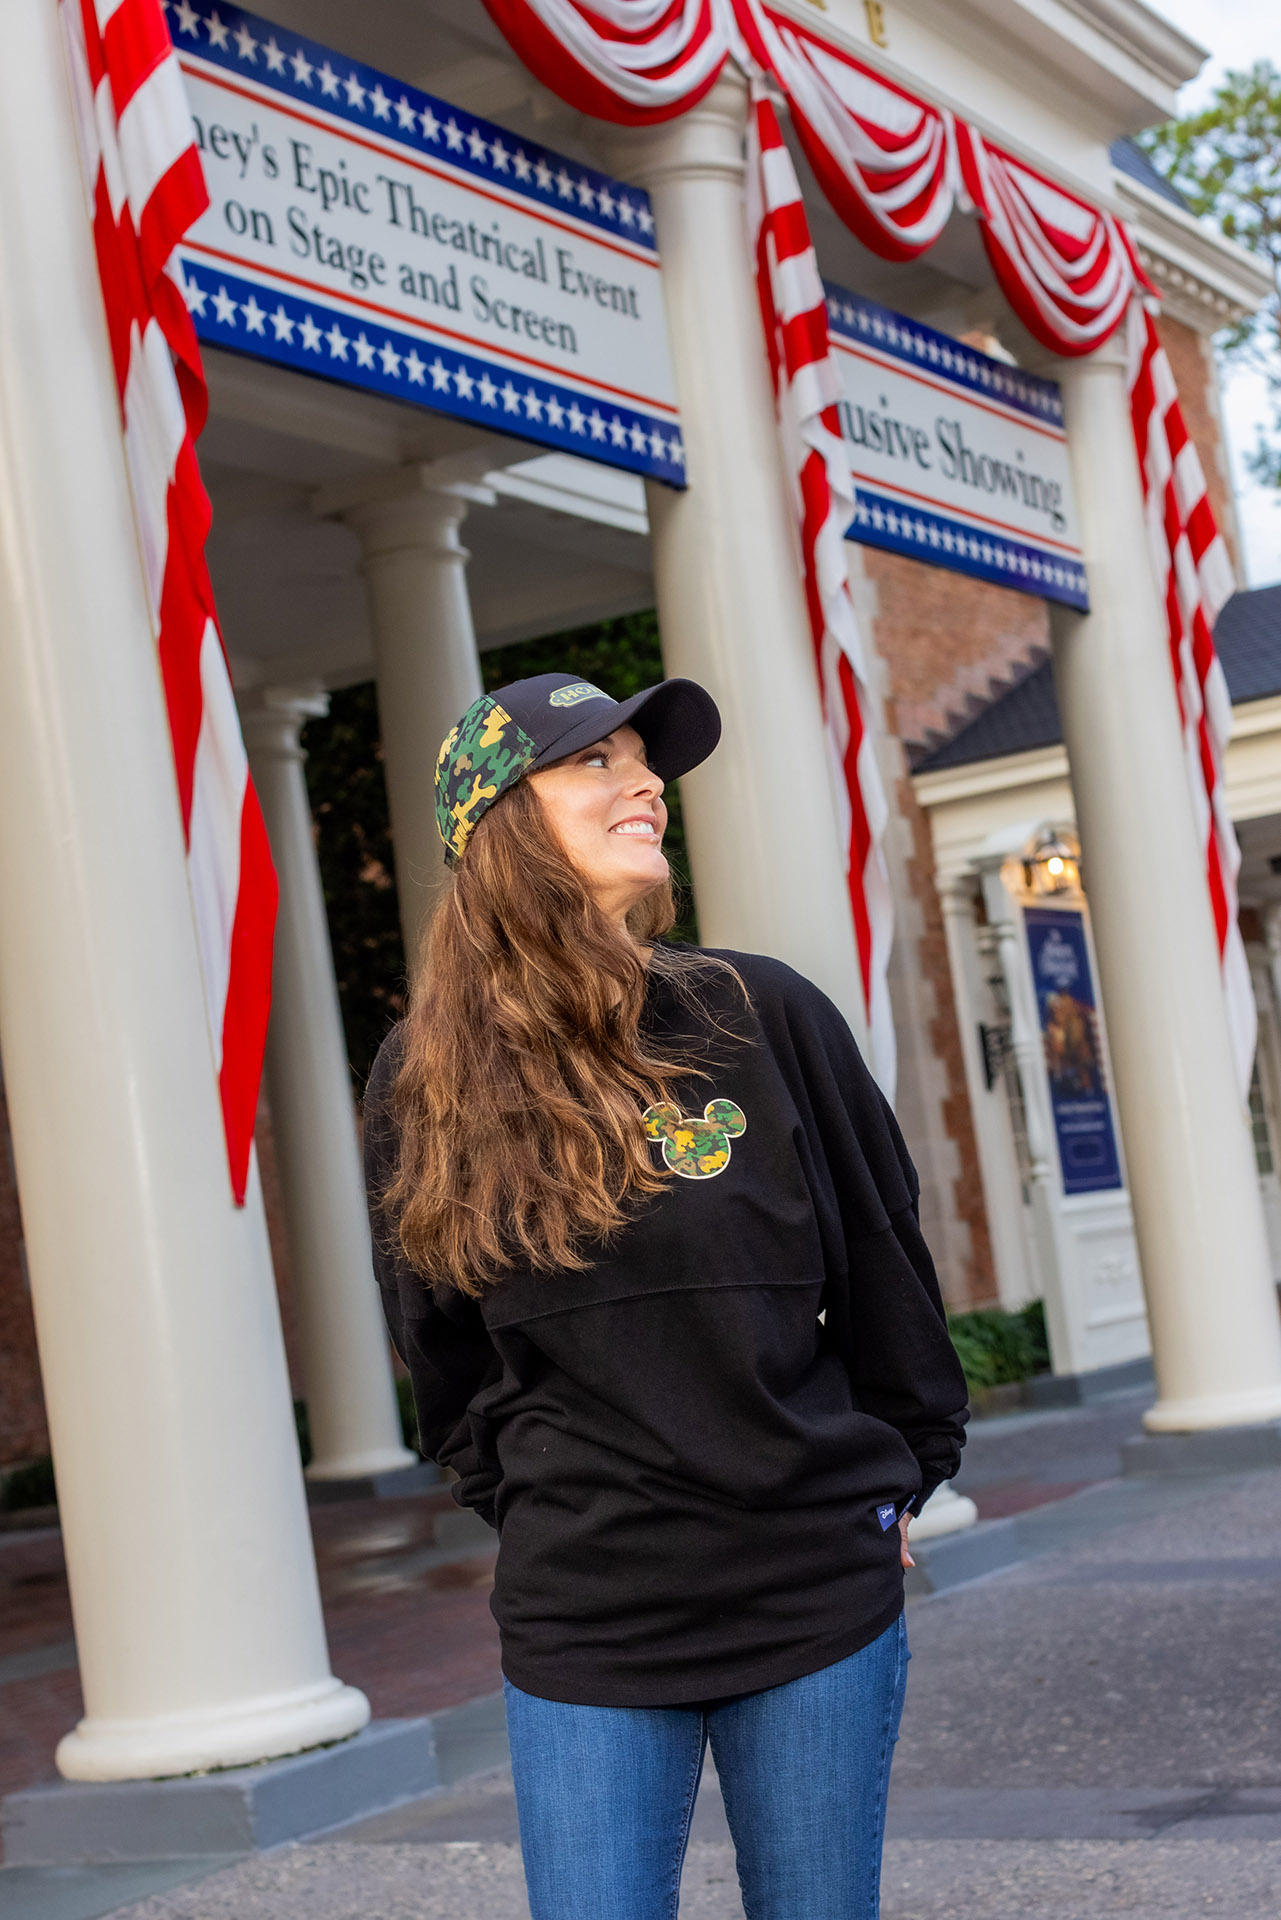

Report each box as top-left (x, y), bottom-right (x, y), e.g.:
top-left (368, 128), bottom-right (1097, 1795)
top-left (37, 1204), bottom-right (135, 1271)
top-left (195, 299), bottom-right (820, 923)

top-left (912, 583), bottom-right (1281, 774)
top-left (1110, 136), bottom-right (1189, 211)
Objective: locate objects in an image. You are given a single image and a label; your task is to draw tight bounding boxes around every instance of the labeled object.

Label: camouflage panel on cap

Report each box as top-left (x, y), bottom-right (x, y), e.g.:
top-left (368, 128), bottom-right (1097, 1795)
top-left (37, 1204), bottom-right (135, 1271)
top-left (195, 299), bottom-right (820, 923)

top-left (435, 696), bottom-right (537, 866)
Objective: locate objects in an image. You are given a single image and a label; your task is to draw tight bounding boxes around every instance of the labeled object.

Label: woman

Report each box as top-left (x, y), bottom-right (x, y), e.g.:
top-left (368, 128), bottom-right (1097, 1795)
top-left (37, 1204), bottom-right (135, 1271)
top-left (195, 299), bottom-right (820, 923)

top-left (364, 669), bottom-right (969, 1920)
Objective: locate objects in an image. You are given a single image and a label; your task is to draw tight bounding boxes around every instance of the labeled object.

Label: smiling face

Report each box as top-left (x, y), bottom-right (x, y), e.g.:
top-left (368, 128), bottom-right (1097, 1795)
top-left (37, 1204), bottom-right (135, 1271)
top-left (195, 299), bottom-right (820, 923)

top-left (527, 723), bottom-right (668, 927)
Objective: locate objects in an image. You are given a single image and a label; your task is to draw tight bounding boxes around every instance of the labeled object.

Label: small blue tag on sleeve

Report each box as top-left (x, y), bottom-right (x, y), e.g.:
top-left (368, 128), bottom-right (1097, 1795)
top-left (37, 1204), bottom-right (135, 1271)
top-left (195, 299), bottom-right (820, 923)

top-left (877, 1502), bottom-right (898, 1532)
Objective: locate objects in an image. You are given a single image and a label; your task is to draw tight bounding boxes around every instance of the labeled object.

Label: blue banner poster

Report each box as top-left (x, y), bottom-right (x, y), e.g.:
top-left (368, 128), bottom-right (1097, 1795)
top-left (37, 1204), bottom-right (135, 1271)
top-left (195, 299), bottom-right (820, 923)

top-left (1023, 907), bottom-right (1123, 1195)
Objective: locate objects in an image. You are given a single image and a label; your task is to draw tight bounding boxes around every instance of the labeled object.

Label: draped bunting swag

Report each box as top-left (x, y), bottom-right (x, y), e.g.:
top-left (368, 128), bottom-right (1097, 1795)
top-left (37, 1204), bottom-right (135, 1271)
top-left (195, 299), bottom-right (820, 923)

top-left (474, 0), bottom-right (1250, 1093)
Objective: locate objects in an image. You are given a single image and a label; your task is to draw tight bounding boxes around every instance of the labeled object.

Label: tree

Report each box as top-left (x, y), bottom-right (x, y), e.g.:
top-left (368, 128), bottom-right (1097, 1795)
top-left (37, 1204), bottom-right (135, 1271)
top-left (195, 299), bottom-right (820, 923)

top-left (1137, 60), bottom-right (1281, 484)
top-left (302, 611), bottom-right (698, 1086)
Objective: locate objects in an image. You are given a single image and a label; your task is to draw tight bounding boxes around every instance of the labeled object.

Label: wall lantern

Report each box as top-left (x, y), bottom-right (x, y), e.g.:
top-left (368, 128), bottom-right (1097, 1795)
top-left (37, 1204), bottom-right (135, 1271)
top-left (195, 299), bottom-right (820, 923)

top-left (1023, 828), bottom-right (1081, 897)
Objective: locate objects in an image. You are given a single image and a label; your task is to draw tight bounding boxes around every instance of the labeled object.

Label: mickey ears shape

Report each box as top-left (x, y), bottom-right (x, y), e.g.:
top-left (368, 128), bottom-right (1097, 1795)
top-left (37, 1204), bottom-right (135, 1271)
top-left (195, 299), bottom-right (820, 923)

top-left (703, 1099), bottom-right (746, 1137)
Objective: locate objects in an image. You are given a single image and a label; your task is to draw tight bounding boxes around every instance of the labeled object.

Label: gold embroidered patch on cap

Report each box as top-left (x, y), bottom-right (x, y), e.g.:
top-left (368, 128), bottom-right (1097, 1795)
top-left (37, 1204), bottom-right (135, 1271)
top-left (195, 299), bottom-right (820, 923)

top-left (548, 682), bottom-right (611, 709)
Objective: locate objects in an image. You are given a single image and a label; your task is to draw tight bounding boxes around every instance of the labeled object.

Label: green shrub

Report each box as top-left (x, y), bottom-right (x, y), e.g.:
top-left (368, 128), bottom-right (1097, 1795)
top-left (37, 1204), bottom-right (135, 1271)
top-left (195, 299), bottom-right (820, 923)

top-left (0, 1454), bottom-right (57, 1511)
top-left (947, 1300), bottom-right (1050, 1392)
top-left (395, 1373), bottom-right (421, 1456)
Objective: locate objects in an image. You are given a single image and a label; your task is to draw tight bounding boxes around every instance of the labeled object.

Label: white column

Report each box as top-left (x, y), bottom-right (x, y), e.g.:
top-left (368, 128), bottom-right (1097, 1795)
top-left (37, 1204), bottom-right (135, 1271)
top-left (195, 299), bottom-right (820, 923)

top-left (0, 0), bottom-right (366, 1779)
top-left (242, 691), bottom-right (416, 1483)
top-left (338, 474), bottom-right (489, 967)
top-left (1048, 337), bottom-right (1281, 1431)
top-left (605, 77), bottom-right (868, 1043)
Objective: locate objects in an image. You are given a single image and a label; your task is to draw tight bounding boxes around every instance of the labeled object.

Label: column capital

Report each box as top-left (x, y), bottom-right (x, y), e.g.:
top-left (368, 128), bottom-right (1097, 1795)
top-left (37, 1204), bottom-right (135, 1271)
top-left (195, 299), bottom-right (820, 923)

top-left (312, 455), bottom-right (497, 525)
top-left (601, 68), bottom-right (749, 195)
top-left (239, 686), bottom-right (330, 762)
top-left (1008, 320), bottom-right (1130, 388)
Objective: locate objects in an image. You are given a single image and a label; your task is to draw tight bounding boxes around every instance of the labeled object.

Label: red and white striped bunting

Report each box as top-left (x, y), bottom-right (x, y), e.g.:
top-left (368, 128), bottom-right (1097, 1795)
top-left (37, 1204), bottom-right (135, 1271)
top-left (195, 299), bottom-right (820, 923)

top-left (1128, 303), bottom-right (1253, 1098)
top-left (747, 89), bottom-right (896, 1096)
top-left (60, 0), bottom-right (277, 1204)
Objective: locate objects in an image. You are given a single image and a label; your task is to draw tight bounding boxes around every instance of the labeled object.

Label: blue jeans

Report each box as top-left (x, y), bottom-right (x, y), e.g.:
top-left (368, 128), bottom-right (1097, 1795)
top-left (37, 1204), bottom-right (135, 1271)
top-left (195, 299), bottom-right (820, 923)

top-left (503, 1612), bottom-right (909, 1920)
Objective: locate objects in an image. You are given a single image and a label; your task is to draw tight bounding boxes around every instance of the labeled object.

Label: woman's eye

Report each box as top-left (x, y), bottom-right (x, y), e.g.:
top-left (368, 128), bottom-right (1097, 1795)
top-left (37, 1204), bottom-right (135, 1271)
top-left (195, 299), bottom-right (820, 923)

top-left (583, 750), bottom-right (609, 767)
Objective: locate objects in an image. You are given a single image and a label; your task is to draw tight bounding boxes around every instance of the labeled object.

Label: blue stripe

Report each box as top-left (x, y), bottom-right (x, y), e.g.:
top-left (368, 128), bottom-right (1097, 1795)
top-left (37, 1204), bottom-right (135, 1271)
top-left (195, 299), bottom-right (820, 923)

top-left (848, 488), bottom-right (1089, 610)
top-left (180, 258), bottom-right (686, 486)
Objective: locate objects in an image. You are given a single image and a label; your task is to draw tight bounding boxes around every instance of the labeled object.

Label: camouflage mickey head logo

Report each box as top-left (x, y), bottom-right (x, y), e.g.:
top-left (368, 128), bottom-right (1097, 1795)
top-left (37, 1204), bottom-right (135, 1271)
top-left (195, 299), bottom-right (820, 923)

top-left (642, 1098), bottom-right (747, 1179)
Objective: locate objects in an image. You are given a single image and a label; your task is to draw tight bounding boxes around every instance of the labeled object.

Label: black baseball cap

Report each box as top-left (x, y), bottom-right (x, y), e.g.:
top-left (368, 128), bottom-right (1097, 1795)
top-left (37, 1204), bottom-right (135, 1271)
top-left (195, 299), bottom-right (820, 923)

top-left (435, 671), bottom-right (721, 865)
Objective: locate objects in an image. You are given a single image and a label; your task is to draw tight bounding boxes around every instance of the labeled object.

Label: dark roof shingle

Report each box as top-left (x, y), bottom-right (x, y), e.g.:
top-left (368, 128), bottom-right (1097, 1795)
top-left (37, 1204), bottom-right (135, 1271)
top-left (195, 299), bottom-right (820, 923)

top-left (913, 583), bottom-right (1281, 774)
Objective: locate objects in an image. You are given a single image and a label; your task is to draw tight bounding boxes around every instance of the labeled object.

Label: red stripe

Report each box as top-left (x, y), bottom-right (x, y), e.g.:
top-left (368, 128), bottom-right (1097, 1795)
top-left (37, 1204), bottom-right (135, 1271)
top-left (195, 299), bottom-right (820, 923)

top-left (101, 0), bottom-right (172, 119)
top-left (219, 789), bottom-right (278, 1205)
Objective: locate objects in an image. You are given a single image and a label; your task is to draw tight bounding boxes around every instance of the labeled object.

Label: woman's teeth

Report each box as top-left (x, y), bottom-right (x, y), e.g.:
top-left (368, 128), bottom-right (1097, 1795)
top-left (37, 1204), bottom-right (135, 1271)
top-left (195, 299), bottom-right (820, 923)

top-left (611, 821), bottom-right (655, 835)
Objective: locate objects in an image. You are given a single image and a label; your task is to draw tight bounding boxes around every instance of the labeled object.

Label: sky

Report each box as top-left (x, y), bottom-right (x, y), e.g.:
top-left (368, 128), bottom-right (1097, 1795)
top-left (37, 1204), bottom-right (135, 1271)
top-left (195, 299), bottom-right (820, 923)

top-left (1144, 0), bottom-right (1281, 587)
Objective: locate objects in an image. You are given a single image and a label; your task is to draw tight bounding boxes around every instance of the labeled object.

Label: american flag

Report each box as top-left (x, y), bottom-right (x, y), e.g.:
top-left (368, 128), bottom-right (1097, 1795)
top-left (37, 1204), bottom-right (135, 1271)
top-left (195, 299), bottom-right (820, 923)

top-left (1128, 300), bottom-right (1254, 1099)
top-left (747, 89), bottom-right (896, 1097)
top-left (60, 0), bottom-right (277, 1203)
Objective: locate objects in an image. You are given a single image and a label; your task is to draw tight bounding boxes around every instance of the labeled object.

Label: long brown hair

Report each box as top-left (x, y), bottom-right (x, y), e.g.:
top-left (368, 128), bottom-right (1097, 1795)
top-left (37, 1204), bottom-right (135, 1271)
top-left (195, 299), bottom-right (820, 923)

top-left (386, 777), bottom-right (744, 1295)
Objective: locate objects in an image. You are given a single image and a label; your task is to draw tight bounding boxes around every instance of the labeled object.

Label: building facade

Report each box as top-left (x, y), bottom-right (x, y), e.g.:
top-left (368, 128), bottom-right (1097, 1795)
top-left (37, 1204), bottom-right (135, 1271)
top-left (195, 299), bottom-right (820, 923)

top-left (1, 0), bottom-right (1280, 1809)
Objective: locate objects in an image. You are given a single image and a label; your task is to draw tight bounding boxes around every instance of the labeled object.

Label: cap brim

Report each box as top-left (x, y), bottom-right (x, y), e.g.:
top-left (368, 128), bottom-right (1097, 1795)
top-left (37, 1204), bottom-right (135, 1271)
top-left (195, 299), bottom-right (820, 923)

top-left (530, 678), bottom-right (721, 783)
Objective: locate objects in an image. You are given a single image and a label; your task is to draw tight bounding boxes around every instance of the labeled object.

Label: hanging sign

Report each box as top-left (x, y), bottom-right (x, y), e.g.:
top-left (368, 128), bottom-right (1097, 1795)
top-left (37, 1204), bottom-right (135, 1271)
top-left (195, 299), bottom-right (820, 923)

top-left (1024, 907), bottom-right (1122, 1195)
top-left (169, 0), bottom-right (684, 486)
top-left (827, 284), bottom-right (1087, 609)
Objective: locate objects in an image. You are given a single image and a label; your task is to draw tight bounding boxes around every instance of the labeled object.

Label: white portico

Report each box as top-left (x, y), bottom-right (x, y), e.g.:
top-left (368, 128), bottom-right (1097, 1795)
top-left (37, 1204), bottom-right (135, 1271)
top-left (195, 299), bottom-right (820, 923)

top-left (1, 0), bottom-right (1279, 1842)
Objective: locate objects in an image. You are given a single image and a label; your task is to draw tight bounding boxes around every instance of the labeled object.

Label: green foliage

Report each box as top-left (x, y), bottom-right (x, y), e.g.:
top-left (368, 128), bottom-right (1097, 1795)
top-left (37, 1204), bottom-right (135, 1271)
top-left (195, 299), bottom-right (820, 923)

top-left (1136, 61), bottom-right (1281, 483)
top-left (395, 1372), bottom-right (421, 1456)
top-left (0, 1454), bottom-right (57, 1511)
top-left (302, 610), bottom-right (695, 1085)
top-left (947, 1300), bottom-right (1050, 1392)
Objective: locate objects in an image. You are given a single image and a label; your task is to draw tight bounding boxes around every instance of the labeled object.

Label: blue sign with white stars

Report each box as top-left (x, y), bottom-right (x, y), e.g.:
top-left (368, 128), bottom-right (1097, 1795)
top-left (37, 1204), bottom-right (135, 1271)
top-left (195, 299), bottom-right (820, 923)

top-left (826, 282), bottom-right (1088, 610)
top-left (167, 0), bottom-right (685, 485)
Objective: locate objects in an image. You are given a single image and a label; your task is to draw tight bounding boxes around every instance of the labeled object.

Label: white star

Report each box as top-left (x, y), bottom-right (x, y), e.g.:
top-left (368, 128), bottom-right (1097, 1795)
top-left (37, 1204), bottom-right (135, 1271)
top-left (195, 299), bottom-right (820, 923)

top-left (597, 185), bottom-right (616, 220)
top-left (291, 50), bottom-right (313, 86)
top-left (556, 168), bottom-right (574, 199)
top-left (344, 72), bottom-right (367, 110)
top-left (522, 388), bottom-right (543, 419)
top-left (395, 96), bottom-right (417, 130)
top-left (181, 272), bottom-right (206, 316)
top-left (421, 107), bottom-right (441, 141)
top-left (212, 283), bottom-right (238, 324)
top-left (404, 349), bottom-right (426, 384)
top-left (567, 402), bottom-right (586, 435)
top-left (241, 294), bottom-right (266, 333)
top-left (668, 436), bottom-right (684, 466)
top-left (576, 179), bottom-right (595, 210)
top-left (353, 332), bottom-right (376, 367)
top-left (535, 158), bottom-right (554, 192)
top-left (454, 365), bottom-right (475, 399)
top-left (545, 395), bottom-right (565, 427)
top-left (478, 372), bottom-right (499, 407)
top-left (512, 149), bottom-right (532, 183)
top-left (370, 84), bottom-right (391, 120)
top-left (299, 313), bottom-right (323, 351)
top-left (172, 0), bottom-right (200, 36)
top-left (649, 428), bottom-right (665, 458)
top-left (608, 416), bottom-right (627, 448)
top-left (490, 138), bottom-right (510, 171)
top-left (628, 422), bottom-right (647, 452)
top-left (467, 128), bottom-right (488, 163)
top-left (233, 23), bottom-right (257, 60)
top-left (262, 36), bottom-right (286, 73)
top-left (616, 196), bottom-right (635, 226)
top-left (428, 357), bottom-right (451, 391)
top-left (501, 381), bottom-right (522, 414)
top-left (317, 62), bottom-right (339, 97)
top-left (379, 340), bottom-right (401, 376)
top-left (588, 410), bottom-right (607, 441)
top-left (269, 304), bottom-right (294, 341)
top-left (205, 11), bottom-right (229, 51)
top-left (637, 205), bottom-right (654, 236)
top-left (444, 119), bottom-right (464, 152)
top-left (325, 322), bottom-right (350, 359)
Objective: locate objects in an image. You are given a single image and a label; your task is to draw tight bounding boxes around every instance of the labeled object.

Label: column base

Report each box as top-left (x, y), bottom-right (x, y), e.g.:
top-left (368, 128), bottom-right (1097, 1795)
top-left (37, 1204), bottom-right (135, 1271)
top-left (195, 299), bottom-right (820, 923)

top-left (1122, 1420), bottom-right (1281, 1478)
top-left (305, 1444), bottom-right (419, 1482)
top-left (908, 1482), bottom-right (979, 1541)
top-left (1142, 1381), bottom-right (1281, 1434)
top-left (54, 1677), bottom-right (370, 1784)
top-left (3, 1717), bottom-right (433, 1865)
top-left (307, 1460), bottom-right (441, 1503)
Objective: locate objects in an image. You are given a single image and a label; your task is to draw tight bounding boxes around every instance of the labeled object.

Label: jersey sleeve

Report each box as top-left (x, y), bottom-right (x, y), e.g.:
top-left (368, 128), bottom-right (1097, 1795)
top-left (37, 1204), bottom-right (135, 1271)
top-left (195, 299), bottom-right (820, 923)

top-left (363, 1028), bottom-right (503, 1528)
top-left (745, 957), bottom-right (970, 1509)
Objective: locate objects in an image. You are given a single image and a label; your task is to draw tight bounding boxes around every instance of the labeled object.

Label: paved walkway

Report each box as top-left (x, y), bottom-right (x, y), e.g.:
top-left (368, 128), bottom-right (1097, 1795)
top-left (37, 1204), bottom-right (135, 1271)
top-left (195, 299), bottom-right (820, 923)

top-left (5, 1391), bottom-right (1281, 1917)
